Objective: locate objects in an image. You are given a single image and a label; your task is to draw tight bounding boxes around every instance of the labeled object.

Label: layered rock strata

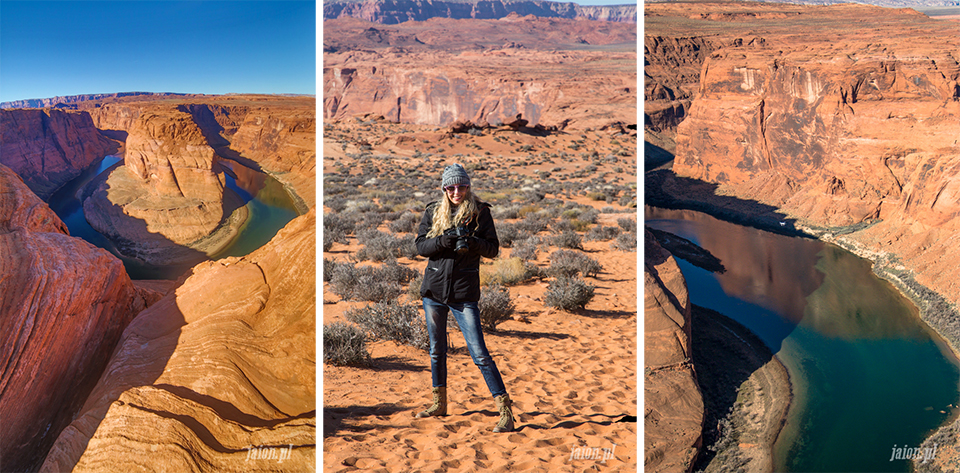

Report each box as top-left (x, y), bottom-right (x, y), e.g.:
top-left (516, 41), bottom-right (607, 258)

top-left (323, 0), bottom-right (637, 24)
top-left (323, 16), bottom-right (636, 129)
top-left (648, 1), bottom-right (960, 307)
top-left (644, 229), bottom-right (704, 472)
top-left (0, 164), bottom-right (148, 472)
top-left (88, 96), bottom-right (316, 209)
top-left (0, 108), bottom-right (117, 199)
top-left (82, 108), bottom-right (242, 266)
top-left (40, 208), bottom-right (317, 472)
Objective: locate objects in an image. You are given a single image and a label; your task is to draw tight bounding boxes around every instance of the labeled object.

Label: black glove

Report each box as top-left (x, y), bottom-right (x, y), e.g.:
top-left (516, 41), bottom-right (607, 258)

top-left (463, 236), bottom-right (480, 252)
top-left (438, 234), bottom-right (457, 249)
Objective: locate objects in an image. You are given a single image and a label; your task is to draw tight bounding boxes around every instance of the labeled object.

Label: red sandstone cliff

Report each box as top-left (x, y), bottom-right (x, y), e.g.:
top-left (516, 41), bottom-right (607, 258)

top-left (40, 208), bottom-right (316, 472)
top-left (648, 1), bottom-right (960, 307)
top-left (323, 17), bottom-right (636, 129)
top-left (0, 109), bottom-right (117, 199)
top-left (644, 229), bottom-right (704, 472)
top-left (323, 0), bottom-right (637, 24)
top-left (0, 164), bottom-right (148, 472)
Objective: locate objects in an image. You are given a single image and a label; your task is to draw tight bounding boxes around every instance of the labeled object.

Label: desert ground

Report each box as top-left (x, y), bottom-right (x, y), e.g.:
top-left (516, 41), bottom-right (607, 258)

top-left (322, 117), bottom-right (638, 471)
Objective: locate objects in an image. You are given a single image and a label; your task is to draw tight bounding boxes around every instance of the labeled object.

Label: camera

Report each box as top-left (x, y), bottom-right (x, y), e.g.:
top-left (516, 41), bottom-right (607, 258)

top-left (445, 226), bottom-right (474, 254)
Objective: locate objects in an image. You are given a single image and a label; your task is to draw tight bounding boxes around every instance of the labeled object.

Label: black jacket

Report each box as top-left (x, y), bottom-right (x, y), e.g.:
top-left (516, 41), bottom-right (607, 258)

top-left (416, 201), bottom-right (499, 304)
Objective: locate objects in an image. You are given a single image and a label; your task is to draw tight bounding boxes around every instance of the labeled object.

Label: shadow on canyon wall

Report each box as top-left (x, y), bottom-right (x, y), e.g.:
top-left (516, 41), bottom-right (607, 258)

top-left (40, 300), bottom-right (186, 472)
top-left (646, 169), bottom-right (805, 238)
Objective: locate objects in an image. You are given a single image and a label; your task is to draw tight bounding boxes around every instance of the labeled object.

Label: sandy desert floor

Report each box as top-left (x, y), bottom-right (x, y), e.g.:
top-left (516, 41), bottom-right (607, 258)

top-left (322, 119), bottom-right (638, 471)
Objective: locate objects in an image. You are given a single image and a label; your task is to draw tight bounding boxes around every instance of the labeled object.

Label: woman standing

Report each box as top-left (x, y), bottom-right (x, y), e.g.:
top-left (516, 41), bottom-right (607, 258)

top-left (414, 163), bottom-right (515, 433)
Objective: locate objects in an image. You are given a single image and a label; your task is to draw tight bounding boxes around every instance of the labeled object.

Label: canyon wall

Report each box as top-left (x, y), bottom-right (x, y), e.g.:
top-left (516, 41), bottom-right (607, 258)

top-left (82, 107), bottom-right (233, 266)
top-left (0, 92), bottom-right (191, 110)
top-left (0, 109), bottom-right (117, 199)
top-left (647, 2), bottom-right (960, 307)
top-left (644, 229), bottom-right (704, 472)
top-left (323, 0), bottom-right (637, 24)
top-left (40, 208), bottom-right (317, 473)
top-left (0, 164), bottom-right (149, 472)
top-left (323, 17), bottom-right (636, 129)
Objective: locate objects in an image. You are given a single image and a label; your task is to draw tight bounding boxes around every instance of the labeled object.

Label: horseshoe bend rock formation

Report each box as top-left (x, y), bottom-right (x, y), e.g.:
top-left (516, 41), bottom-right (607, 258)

top-left (0, 164), bottom-right (148, 472)
top-left (323, 16), bottom-right (636, 130)
top-left (40, 208), bottom-right (317, 473)
top-left (87, 95), bottom-right (317, 210)
top-left (0, 108), bottom-right (117, 199)
top-left (648, 2), bottom-right (960, 306)
top-left (644, 229), bottom-right (704, 472)
top-left (82, 108), bottom-right (241, 266)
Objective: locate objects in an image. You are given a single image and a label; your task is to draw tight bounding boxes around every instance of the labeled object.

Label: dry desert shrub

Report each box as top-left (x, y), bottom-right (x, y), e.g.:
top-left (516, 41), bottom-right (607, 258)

top-left (345, 300), bottom-right (429, 350)
top-left (509, 236), bottom-right (540, 261)
top-left (544, 276), bottom-right (596, 311)
top-left (548, 249), bottom-right (602, 278)
top-left (480, 257), bottom-right (539, 286)
top-left (355, 229), bottom-right (418, 262)
top-left (613, 232), bottom-right (638, 252)
top-left (585, 225), bottom-right (622, 242)
top-left (329, 261), bottom-right (417, 302)
top-left (387, 211), bottom-right (420, 234)
top-left (617, 217), bottom-right (637, 233)
top-left (552, 230), bottom-right (583, 250)
top-left (479, 284), bottom-right (516, 331)
top-left (323, 322), bottom-right (372, 367)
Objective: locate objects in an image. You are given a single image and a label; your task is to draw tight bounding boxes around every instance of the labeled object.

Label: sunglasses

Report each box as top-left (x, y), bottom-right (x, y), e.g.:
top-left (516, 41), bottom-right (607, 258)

top-left (444, 185), bottom-right (470, 193)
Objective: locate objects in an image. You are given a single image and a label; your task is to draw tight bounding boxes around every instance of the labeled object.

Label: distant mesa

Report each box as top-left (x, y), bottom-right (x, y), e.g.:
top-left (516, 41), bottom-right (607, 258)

top-left (0, 92), bottom-right (191, 110)
top-left (323, 0), bottom-right (637, 24)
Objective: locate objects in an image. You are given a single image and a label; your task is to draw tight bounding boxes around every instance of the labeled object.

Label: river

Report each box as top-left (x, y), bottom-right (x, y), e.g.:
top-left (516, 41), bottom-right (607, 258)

top-left (48, 156), bottom-right (299, 280)
top-left (646, 206), bottom-right (960, 472)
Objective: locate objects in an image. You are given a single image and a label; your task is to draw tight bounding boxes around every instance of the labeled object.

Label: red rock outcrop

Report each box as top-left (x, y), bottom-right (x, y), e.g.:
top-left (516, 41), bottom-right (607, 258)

top-left (323, 17), bottom-right (636, 130)
top-left (644, 229), bottom-right (704, 472)
top-left (323, 0), bottom-right (637, 24)
top-left (0, 108), bottom-right (117, 199)
top-left (87, 96), bottom-right (316, 209)
top-left (648, 2), bottom-right (960, 306)
top-left (82, 107), bottom-right (237, 266)
top-left (0, 164), bottom-right (147, 472)
top-left (40, 208), bottom-right (316, 472)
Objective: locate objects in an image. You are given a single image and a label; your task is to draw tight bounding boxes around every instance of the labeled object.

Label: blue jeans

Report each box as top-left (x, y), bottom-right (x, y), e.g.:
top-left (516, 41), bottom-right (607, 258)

top-left (422, 297), bottom-right (507, 398)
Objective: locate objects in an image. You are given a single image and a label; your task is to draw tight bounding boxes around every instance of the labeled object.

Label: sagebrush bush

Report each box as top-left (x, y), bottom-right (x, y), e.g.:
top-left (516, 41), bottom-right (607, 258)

top-left (481, 257), bottom-right (538, 286)
top-left (323, 322), bottom-right (371, 367)
top-left (552, 230), bottom-right (583, 250)
top-left (329, 261), bottom-right (416, 302)
top-left (355, 230), bottom-right (418, 262)
top-left (345, 300), bottom-right (429, 350)
top-left (497, 222), bottom-right (520, 248)
top-left (548, 249), bottom-right (602, 278)
top-left (544, 277), bottom-right (596, 311)
top-left (613, 233), bottom-right (638, 252)
top-left (479, 284), bottom-right (516, 331)
top-left (585, 225), bottom-right (621, 242)
top-left (510, 237), bottom-right (539, 261)
top-left (407, 274), bottom-right (423, 300)
top-left (516, 213), bottom-right (551, 234)
top-left (388, 211), bottom-right (420, 234)
top-left (617, 218), bottom-right (637, 233)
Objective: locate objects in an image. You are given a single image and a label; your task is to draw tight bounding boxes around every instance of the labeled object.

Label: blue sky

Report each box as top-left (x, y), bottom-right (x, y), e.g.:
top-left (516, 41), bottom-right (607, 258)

top-left (0, 1), bottom-right (316, 103)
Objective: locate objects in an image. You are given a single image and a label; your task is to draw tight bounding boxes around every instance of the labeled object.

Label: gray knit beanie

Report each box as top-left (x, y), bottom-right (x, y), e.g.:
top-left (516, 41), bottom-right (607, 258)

top-left (441, 164), bottom-right (471, 188)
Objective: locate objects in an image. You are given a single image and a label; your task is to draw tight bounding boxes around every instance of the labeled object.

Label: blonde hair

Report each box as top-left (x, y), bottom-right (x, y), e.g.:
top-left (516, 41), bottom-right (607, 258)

top-left (426, 189), bottom-right (480, 238)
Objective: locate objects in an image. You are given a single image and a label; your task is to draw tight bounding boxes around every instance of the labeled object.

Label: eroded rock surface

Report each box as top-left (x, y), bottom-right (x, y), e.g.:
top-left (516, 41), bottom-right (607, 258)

top-left (0, 164), bottom-right (147, 472)
top-left (647, 1), bottom-right (960, 307)
top-left (644, 228), bottom-right (704, 472)
top-left (323, 0), bottom-right (637, 24)
top-left (82, 108), bottom-right (238, 266)
top-left (323, 16), bottom-right (636, 130)
top-left (40, 208), bottom-right (316, 473)
top-left (0, 108), bottom-right (117, 199)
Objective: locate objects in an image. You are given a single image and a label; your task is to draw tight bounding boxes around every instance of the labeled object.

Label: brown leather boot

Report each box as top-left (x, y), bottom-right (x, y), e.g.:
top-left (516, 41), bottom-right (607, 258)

top-left (414, 386), bottom-right (447, 418)
top-left (493, 393), bottom-right (516, 432)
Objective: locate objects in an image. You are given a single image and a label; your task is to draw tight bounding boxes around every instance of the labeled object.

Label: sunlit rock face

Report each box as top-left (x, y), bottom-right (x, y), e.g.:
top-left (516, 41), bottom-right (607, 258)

top-left (644, 229), bottom-right (704, 472)
top-left (1, 164), bottom-right (147, 472)
top-left (647, 1), bottom-right (960, 307)
top-left (0, 108), bottom-right (116, 199)
top-left (82, 108), bottom-right (231, 266)
top-left (40, 209), bottom-right (317, 473)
